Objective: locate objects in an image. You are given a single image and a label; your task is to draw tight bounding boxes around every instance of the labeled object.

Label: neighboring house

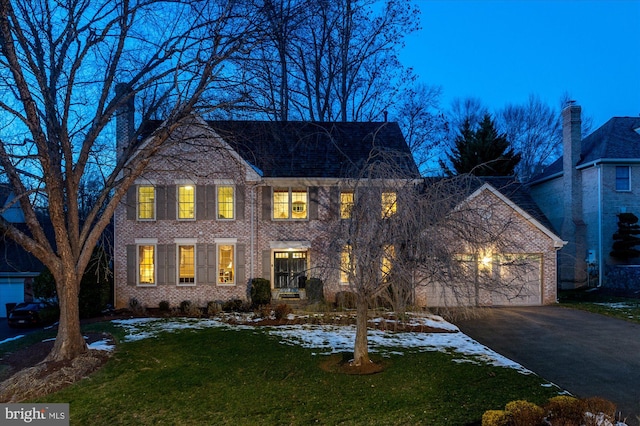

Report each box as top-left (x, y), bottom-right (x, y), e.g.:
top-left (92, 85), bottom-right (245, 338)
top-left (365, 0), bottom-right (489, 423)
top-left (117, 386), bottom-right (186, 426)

top-left (529, 103), bottom-right (640, 290)
top-left (0, 185), bottom-right (42, 317)
top-left (113, 110), bottom-right (562, 309)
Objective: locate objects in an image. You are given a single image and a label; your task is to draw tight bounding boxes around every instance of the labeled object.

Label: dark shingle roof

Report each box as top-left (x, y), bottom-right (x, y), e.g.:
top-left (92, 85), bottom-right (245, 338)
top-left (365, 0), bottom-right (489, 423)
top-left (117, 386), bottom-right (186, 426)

top-left (529, 117), bottom-right (640, 183)
top-left (580, 117), bottom-right (640, 165)
top-left (207, 121), bottom-right (419, 179)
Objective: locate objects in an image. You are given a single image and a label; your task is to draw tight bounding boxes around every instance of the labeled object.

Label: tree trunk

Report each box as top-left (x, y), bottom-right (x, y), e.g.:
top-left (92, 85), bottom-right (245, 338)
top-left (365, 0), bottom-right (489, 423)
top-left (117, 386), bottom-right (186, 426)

top-left (46, 270), bottom-right (87, 362)
top-left (353, 293), bottom-right (370, 366)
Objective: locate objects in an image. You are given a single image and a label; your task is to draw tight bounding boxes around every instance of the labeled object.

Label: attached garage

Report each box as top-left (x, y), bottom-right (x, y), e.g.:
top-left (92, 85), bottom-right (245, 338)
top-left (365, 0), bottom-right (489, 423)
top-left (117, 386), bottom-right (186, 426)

top-left (418, 181), bottom-right (565, 308)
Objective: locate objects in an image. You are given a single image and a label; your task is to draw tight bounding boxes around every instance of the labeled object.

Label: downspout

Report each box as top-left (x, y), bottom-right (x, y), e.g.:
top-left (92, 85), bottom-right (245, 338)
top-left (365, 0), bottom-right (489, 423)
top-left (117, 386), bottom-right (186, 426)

top-left (598, 166), bottom-right (603, 287)
top-left (250, 184), bottom-right (255, 281)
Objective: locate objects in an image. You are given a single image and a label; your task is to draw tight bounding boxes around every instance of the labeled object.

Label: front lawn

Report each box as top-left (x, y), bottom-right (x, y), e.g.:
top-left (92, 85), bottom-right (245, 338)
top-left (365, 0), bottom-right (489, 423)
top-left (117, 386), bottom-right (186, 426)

top-left (32, 318), bottom-right (561, 425)
top-left (559, 289), bottom-right (640, 324)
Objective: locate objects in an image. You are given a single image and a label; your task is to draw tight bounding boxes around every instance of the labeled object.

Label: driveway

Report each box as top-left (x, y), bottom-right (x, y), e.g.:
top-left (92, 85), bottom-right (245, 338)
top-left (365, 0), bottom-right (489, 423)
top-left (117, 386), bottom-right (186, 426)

top-left (455, 306), bottom-right (640, 425)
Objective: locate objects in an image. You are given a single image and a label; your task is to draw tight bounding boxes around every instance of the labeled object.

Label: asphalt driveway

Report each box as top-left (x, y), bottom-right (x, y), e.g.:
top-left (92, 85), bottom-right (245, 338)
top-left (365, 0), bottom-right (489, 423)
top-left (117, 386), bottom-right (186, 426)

top-left (455, 306), bottom-right (640, 425)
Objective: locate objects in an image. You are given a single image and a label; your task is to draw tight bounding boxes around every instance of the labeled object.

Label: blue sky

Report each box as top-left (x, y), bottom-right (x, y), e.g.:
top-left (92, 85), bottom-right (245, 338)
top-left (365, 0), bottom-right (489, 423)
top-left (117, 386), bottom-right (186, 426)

top-left (401, 0), bottom-right (640, 129)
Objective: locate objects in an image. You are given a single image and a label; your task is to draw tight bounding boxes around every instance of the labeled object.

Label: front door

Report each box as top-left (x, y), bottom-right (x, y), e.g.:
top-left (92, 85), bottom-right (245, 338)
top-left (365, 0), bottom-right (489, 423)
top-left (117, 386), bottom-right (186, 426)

top-left (274, 251), bottom-right (307, 289)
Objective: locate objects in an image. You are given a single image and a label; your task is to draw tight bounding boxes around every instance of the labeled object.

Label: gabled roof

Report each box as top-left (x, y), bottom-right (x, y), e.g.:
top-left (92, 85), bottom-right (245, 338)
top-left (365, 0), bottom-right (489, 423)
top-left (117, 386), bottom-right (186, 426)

top-left (467, 181), bottom-right (564, 247)
top-left (208, 121), bottom-right (419, 179)
top-left (470, 177), bottom-right (558, 235)
top-left (529, 117), bottom-right (640, 183)
top-left (140, 119), bottom-right (419, 179)
top-left (425, 176), bottom-right (558, 236)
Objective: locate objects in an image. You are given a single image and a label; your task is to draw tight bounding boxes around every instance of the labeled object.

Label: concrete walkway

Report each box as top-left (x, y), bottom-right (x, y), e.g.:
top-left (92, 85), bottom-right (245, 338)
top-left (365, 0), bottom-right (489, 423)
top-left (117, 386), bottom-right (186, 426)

top-left (455, 306), bottom-right (640, 425)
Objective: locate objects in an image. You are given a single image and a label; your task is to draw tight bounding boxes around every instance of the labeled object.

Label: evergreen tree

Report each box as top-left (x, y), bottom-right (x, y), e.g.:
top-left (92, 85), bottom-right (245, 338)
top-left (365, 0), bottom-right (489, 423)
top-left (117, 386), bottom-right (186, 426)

top-left (440, 114), bottom-right (521, 176)
top-left (610, 212), bottom-right (640, 260)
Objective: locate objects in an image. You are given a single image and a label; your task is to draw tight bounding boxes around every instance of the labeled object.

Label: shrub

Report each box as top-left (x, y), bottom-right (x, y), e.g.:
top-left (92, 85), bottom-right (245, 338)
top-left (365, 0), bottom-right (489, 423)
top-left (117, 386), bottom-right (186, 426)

top-left (250, 278), bottom-right (271, 307)
top-left (504, 400), bottom-right (545, 426)
top-left (180, 300), bottom-right (192, 314)
top-left (159, 301), bottom-right (170, 312)
top-left (545, 395), bottom-right (582, 425)
top-left (306, 278), bottom-right (324, 303)
top-left (481, 410), bottom-right (510, 426)
top-left (206, 301), bottom-right (222, 316)
top-left (335, 291), bottom-right (357, 309)
top-left (581, 397), bottom-right (617, 426)
top-left (274, 303), bottom-right (293, 320)
top-left (222, 298), bottom-right (245, 312)
top-left (129, 298), bottom-right (146, 315)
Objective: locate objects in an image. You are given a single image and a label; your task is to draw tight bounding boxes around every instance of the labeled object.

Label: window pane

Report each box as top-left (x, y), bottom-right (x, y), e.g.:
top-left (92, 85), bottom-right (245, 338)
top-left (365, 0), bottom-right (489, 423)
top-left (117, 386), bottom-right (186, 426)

top-left (616, 166), bottom-right (630, 191)
top-left (273, 190), bottom-right (289, 219)
top-left (217, 186), bottom-right (234, 219)
top-left (138, 245), bottom-right (155, 284)
top-left (340, 191), bottom-right (354, 219)
top-left (341, 245), bottom-right (352, 284)
top-left (291, 190), bottom-right (307, 219)
top-left (218, 245), bottom-right (234, 284)
top-left (178, 185), bottom-right (195, 219)
top-left (178, 245), bottom-right (195, 284)
top-left (382, 191), bottom-right (397, 218)
top-left (138, 186), bottom-right (155, 220)
top-left (382, 245), bottom-right (395, 281)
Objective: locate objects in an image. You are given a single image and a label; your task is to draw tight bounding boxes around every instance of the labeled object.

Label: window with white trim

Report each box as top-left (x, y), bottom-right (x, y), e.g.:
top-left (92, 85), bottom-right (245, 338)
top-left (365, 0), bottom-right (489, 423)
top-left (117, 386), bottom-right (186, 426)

top-left (615, 166), bottom-right (631, 191)
top-left (340, 191), bottom-right (354, 219)
top-left (218, 244), bottom-right (235, 284)
top-left (381, 191), bottom-right (397, 218)
top-left (178, 245), bottom-right (195, 284)
top-left (217, 185), bottom-right (234, 219)
top-left (138, 245), bottom-right (156, 285)
top-left (178, 184), bottom-right (195, 219)
top-left (273, 188), bottom-right (308, 220)
top-left (340, 244), bottom-right (352, 284)
top-left (137, 185), bottom-right (155, 220)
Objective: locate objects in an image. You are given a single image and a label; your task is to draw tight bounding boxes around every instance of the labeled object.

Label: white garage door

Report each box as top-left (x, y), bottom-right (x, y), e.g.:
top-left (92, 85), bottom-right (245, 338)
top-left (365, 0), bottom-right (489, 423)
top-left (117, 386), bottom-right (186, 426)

top-left (490, 254), bottom-right (542, 306)
top-left (0, 280), bottom-right (25, 317)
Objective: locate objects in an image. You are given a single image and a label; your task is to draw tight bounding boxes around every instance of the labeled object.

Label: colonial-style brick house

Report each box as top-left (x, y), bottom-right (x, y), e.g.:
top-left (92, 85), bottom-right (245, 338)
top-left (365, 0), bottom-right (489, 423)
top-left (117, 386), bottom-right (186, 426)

top-left (113, 112), bottom-right (563, 309)
top-left (529, 104), bottom-right (640, 290)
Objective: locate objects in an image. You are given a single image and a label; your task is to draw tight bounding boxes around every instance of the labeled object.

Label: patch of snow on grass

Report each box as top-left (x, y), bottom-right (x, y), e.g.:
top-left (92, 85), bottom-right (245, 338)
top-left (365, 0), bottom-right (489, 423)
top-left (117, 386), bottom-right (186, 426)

top-left (88, 339), bottom-right (115, 351)
top-left (111, 315), bottom-right (530, 374)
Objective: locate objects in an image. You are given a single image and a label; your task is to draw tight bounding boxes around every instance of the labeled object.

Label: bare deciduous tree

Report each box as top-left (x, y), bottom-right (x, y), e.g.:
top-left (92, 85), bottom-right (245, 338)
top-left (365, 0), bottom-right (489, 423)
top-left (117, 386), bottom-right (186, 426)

top-left (318, 159), bottom-right (546, 366)
top-left (0, 0), bottom-right (259, 362)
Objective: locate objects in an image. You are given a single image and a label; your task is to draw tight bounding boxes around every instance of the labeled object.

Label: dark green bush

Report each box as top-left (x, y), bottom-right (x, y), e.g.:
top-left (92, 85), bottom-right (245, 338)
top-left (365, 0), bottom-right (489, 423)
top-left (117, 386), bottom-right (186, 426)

top-left (222, 298), bottom-right (245, 312)
top-left (159, 301), bottom-right (170, 312)
top-left (180, 300), bottom-right (192, 314)
top-left (335, 291), bottom-right (357, 309)
top-left (306, 278), bottom-right (324, 303)
top-left (250, 278), bottom-right (271, 307)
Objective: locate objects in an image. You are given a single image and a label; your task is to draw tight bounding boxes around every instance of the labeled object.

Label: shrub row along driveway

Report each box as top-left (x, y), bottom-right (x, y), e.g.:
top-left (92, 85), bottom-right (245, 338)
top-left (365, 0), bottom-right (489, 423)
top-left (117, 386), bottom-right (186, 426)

top-left (455, 306), bottom-right (640, 425)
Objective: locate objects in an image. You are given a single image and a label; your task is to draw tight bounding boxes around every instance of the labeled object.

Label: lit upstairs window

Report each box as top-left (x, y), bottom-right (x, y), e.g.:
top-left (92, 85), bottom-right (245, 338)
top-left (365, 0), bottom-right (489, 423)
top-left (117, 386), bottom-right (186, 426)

top-left (178, 185), bottom-right (195, 219)
top-left (138, 185), bottom-right (155, 220)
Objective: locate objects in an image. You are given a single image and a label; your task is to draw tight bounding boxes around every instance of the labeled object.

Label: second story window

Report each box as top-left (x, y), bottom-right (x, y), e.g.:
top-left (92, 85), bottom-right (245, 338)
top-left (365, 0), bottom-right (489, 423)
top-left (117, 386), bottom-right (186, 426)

top-left (616, 166), bottom-right (631, 191)
top-left (138, 185), bottom-right (155, 220)
top-left (381, 191), bottom-right (397, 218)
top-left (178, 185), bottom-right (195, 219)
top-left (217, 185), bottom-right (235, 219)
top-left (273, 188), bottom-right (307, 220)
top-left (340, 191), bottom-right (354, 219)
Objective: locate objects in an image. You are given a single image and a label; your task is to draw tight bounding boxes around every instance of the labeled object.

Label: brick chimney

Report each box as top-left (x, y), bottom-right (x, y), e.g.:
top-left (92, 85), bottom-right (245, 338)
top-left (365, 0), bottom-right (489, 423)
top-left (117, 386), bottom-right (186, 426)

top-left (115, 83), bottom-right (134, 162)
top-left (559, 102), bottom-right (587, 287)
